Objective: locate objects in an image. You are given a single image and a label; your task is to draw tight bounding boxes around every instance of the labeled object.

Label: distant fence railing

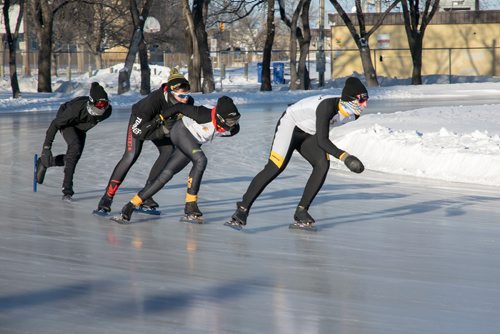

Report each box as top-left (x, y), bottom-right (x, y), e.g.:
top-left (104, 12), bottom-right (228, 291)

top-left (1, 46), bottom-right (498, 83)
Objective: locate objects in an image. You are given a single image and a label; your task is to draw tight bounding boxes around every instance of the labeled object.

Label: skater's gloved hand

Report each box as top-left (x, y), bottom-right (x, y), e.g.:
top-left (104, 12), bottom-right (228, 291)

top-left (138, 115), bottom-right (164, 140)
top-left (144, 125), bottom-right (170, 140)
top-left (40, 145), bottom-right (53, 167)
top-left (341, 153), bottom-right (364, 174)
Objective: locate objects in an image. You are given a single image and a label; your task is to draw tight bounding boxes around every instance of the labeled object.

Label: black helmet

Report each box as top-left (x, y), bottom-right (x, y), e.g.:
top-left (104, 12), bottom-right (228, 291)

top-left (341, 77), bottom-right (368, 102)
top-left (215, 96), bottom-right (240, 130)
top-left (87, 82), bottom-right (109, 116)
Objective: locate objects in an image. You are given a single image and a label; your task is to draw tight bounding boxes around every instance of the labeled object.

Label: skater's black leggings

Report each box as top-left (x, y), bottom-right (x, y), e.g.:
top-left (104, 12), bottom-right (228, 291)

top-left (138, 121), bottom-right (207, 201)
top-left (241, 126), bottom-right (330, 210)
top-left (60, 127), bottom-right (86, 195)
top-left (104, 117), bottom-right (174, 198)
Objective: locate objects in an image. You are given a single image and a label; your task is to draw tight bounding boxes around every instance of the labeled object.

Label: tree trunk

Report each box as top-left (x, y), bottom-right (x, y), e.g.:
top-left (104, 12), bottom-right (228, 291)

top-left (359, 45), bottom-right (379, 86)
top-left (410, 35), bottom-right (423, 85)
top-left (400, 0), bottom-right (440, 85)
top-left (3, 0), bottom-right (22, 98)
top-left (288, 5), bottom-right (302, 90)
top-left (8, 45), bottom-right (20, 98)
top-left (297, 0), bottom-right (311, 90)
top-left (182, 0), bottom-right (201, 92)
top-left (37, 25), bottom-right (54, 92)
top-left (138, 37), bottom-right (151, 95)
top-left (118, 28), bottom-right (142, 94)
top-left (94, 53), bottom-right (102, 70)
top-left (260, 0), bottom-right (275, 92)
top-left (30, 0), bottom-right (72, 92)
top-left (118, 0), bottom-right (152, 95)
top-left (297, 42), bottom-right (310, 90)
top-left (193, 0), bottom-right (214, 93)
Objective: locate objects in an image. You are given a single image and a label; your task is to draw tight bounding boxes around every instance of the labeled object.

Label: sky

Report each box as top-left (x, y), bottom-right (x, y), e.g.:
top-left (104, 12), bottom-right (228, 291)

top-left (0, 63), bottom-right (499, 188)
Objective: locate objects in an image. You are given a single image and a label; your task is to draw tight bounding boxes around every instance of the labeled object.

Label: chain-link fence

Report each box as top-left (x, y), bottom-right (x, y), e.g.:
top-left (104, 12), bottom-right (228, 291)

top-left (1, 46), bottom-right (498, 83)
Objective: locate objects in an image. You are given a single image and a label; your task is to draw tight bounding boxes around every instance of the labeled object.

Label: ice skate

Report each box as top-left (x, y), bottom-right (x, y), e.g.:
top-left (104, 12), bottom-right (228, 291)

top-left (181, 201), bottom-right (204, 224)
top-left (35, 158), bottom-right (47, 184)
top-left (289, 206), bottom-right (317, 232)
top-left (110, 202), bottom-right (135, 224)
top-left (61, 194), bottom-right (73, 203)
top-left (135, 197), bottom-right (161, 215)
top-left (224, 203), bottom-right (248, 231)
top-left (93, 195), bottom-right (113, 216)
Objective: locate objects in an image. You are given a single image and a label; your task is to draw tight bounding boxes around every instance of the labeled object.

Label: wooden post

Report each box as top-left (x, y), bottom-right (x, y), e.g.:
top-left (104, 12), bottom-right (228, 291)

top-left (448, 48), bottom-right (452, 84)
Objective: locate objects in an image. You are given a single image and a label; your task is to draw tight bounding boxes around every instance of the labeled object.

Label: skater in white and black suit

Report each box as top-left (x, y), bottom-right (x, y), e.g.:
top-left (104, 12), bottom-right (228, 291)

top-left (225, 77), bottom-right (368, 231)
top-left (115, 96), bottom-right (241, 223)
top-left (36, 82), bottom-right (112, 201)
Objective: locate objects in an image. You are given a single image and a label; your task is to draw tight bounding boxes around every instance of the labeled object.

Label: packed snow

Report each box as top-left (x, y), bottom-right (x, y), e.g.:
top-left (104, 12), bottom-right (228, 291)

top-left (1, 63), bottom-right (499, 186)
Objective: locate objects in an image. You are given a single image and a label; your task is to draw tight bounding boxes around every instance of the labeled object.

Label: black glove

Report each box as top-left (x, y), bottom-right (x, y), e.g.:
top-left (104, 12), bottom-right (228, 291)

top-left (40, 145), bottom-right (53, 167)
top-left (344, 154), bottom-right (364, 174)
top-left (144, 124), bottom-right (170, 140)
top-left (138, 115), bottom-right (163, 140)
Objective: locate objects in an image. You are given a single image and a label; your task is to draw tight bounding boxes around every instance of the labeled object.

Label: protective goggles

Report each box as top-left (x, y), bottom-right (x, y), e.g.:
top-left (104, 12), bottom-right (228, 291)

top-left (171, 91), bottom-right (191, 99)
top-left (216, 113), bottom-right (240, 128)
top-left (94, 99), bottom-right (109, 109)
top-left (356, 93), bottom-right (369, 103)
top-left (87, 99), bottom-right (109, 116)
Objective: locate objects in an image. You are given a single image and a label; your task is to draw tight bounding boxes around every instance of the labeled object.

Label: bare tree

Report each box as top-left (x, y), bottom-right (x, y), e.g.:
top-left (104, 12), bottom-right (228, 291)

top-left (278, 0), bottom-right (312, 90)
top-left (181, 0), bottom-right (202, 92)
top-left (193, 0), bottom-right (215, 93)
top-left (261, 0), bottom-right (275, 91)
top-left (29, 0), bottom-right (72, 92)
top-left (329, 0), bottom-right (400, 87)
top-left (401, 0), bottom-right (440, 85)
top-left (77, 0), bottom-right (129, 70)
top-left (117, 0), bottom-right (153, 95)
top-left (2, 0), bottom-right (24, 98)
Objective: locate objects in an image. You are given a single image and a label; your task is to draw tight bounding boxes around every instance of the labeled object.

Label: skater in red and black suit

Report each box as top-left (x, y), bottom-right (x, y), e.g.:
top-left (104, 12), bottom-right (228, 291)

top-left (95, 68), bottom-right (194, 214)
top-left (36, 82), bottom-right (112, 201)
top-left (114, 96), bottom-right (240, 223)
top-left (225, 77), bottom-right (368, 231)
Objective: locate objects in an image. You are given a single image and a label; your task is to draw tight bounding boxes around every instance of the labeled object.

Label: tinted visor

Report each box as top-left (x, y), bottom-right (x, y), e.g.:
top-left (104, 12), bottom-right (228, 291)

top-left (171, 91), bottom-right (191, 99)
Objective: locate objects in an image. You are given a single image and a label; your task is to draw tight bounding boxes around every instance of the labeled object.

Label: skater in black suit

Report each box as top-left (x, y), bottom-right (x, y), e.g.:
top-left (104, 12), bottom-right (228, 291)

top-left (95, 68), bottom-right (193, 214)
top-left (36, 82), bottom-right (112, 201)
top-left (225, 77), bottom-right (368, 231)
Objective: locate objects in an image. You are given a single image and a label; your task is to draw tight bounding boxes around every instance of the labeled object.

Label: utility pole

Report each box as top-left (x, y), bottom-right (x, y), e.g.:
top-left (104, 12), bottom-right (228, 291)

top-left (23, 8), bottom-right (30, 76)
top-left (317, 0), bottom-right (325, 87)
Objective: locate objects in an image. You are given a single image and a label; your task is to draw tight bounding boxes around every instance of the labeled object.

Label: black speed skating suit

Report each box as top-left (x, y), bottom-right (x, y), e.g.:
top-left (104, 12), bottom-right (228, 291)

top-left (43, 96), bottom-right (112, 195)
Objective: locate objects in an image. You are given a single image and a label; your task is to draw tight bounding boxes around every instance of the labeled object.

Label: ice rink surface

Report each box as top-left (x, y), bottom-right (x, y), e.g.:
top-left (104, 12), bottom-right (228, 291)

top-left (1, 102), bottom-right (499, 334)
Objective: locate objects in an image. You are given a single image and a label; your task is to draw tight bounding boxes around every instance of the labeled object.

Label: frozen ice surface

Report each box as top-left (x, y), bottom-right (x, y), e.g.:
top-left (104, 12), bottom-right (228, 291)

top-left (1, 103), bottom-right (500, 334)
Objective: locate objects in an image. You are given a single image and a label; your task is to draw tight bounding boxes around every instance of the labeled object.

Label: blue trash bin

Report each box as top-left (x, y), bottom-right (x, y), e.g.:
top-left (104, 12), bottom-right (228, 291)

top-left (273, 62), bottom-right (285, 84)
top-left (257, 62), bottom-right (263, 83)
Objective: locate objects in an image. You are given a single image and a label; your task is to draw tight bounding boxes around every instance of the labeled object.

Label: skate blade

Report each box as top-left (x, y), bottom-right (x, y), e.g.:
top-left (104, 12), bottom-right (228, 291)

top-left (62, 197), bottom-right (73, 203)
top-left (110, 215), bottom-right (132, 225)
top-left (134, 207), bottom-right (161, 215)
top-left (224, 220), bottom-right (243, 231)
top-left (289, 222), bottom-right (317, 232)
top-left (180, 215), bottom-right (204, 224)
top-left (92, 209), bottom-right (110, 217)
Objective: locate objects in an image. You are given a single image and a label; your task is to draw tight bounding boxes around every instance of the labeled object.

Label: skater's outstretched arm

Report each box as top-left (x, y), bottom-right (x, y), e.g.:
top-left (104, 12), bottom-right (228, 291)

top-left (315, 99), bottom-right (345, 159)
top-left (315, 99), bottom-right (364, 173)
top-left (160, 104), bottom-right (212, 123)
